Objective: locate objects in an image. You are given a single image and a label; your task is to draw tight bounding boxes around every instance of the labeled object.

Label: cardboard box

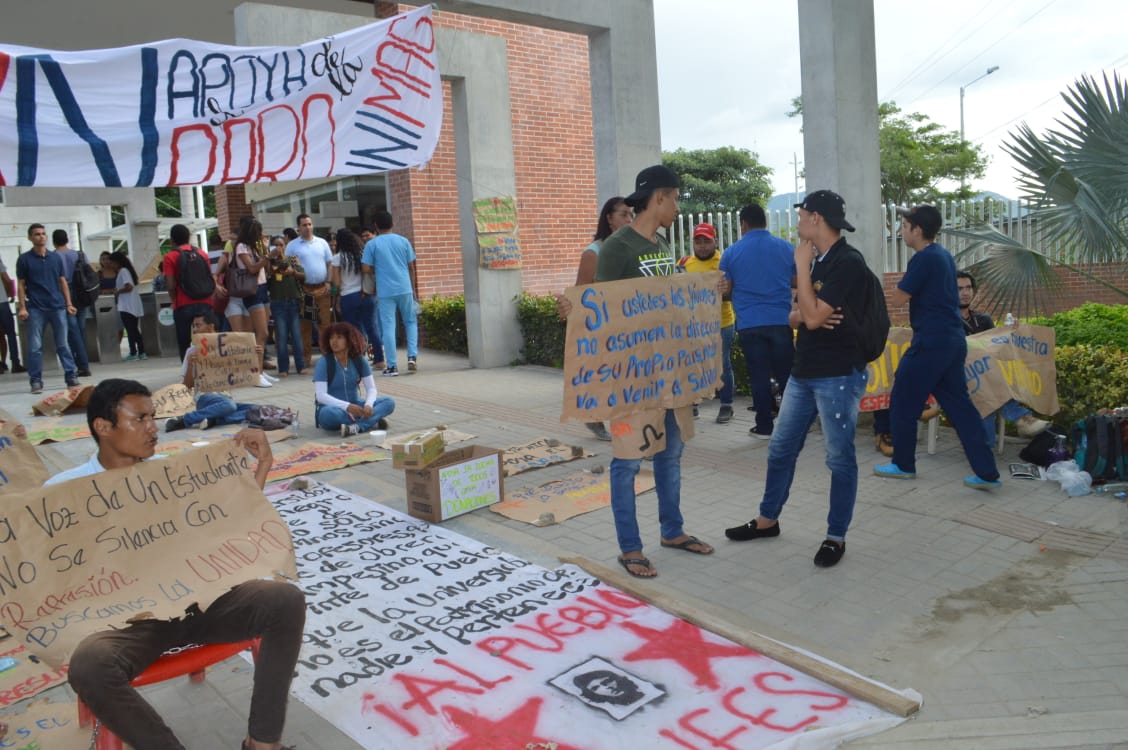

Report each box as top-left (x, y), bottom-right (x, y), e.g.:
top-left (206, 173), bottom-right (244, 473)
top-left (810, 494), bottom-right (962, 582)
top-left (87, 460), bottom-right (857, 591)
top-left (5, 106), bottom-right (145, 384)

top-left (405, 446), bottom-right (504, 522)
top-left (389, 428), bottom-right (446, 469)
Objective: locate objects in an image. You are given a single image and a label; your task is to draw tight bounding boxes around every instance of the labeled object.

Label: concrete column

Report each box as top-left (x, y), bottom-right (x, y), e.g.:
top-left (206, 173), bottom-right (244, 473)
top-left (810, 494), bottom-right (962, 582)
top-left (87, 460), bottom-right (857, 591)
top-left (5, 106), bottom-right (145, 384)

top-left (797, 0), bottom-right (883, 270)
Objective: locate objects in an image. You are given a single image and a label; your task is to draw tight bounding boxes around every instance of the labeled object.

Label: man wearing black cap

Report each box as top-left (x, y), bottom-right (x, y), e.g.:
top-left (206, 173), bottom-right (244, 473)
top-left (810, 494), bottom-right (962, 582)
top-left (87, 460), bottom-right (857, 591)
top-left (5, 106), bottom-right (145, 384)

top-left (594, 164), bottom-right (713, 579)
top-left (725, 190), bottom-right (869, 568)
top-left (874, 205), bottom-right (1001, 489)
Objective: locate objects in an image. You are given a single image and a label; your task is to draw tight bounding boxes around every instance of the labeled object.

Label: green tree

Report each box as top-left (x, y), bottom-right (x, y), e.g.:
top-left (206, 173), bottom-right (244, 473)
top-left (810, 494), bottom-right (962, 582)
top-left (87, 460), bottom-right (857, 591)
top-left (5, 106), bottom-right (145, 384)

top-left (661, 147), bottom-right (773, 216)
top-left (153, 187), bottom-right (217, 219)
top-left (951, 73), bottom-right (1128, 315)
top-left (787, 97), bottom-right (987, 205)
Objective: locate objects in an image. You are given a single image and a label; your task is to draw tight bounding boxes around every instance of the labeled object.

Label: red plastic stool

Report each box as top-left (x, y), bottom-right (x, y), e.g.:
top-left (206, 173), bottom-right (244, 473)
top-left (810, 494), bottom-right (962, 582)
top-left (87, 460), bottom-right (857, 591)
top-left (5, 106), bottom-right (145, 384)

top-left (77, 639), bottom-right (261, 750)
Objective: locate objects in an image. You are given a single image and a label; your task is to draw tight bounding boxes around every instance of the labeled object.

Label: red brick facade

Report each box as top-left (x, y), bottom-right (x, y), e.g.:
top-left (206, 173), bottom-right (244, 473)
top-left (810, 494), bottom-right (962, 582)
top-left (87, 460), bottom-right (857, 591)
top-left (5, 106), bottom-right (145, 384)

top-left (214, 184), bottom-right (253, 242)
top-left (882, 261), bottom-right (1128, 325)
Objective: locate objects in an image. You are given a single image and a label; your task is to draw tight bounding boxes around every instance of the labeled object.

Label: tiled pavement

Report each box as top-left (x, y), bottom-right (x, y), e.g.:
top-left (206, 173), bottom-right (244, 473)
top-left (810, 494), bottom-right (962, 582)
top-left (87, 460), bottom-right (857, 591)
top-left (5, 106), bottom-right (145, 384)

top-left (3, 349), bottom-right (1127, 749)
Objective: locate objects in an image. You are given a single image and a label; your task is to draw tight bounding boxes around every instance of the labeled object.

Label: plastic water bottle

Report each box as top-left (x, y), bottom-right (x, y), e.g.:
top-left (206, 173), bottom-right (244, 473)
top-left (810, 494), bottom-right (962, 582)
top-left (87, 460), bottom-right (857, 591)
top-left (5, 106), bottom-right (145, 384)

top-left (1048, 434), bottom-right (1069, 464)
top-left (1004, 312), bottom-right (1016, 327)
top-left (290, 410), bottom-right (301, 434)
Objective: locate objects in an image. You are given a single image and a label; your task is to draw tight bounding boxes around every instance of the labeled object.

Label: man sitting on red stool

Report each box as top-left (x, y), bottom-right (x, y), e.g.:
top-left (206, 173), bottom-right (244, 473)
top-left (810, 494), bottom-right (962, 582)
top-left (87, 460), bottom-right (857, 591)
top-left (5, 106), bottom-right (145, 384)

top-left (46, 379), bottom-right (305, 750)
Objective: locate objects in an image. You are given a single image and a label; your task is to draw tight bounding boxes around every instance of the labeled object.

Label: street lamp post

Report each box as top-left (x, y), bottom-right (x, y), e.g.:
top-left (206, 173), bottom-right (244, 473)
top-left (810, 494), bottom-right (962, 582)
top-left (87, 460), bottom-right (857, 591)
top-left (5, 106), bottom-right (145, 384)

top-left (959, 65), bottom-right (999, 191)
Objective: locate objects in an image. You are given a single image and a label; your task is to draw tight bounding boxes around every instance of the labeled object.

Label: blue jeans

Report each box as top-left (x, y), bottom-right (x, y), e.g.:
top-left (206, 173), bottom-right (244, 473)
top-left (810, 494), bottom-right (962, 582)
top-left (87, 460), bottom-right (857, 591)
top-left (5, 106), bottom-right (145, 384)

top-left (340, 292), bottom-right (384, 362)
top-left (759, 369), bottom-right (867, 541)
top-left (739, 325), bottom-right (795, 432)
top-left (26, 306), bottom-right (77, 383)
top-left (184, 393), bottom-right (253, 428)
top-left (983, 399), bottom-right (1031, 442)
top-left (315, 397), bottom-right (396, 432)
top-left (67, 305), bottom-right (91, 370)
top-left (378, 294), bottom-right (417, 368)
top-left (890, 341), bottom-right (999, 481)
top-left (272, 299), bottom-right (305, 374)
top-left (609, 409), bottom-right (684, 554)
top-left (718, 324), bottom-right (735, 405)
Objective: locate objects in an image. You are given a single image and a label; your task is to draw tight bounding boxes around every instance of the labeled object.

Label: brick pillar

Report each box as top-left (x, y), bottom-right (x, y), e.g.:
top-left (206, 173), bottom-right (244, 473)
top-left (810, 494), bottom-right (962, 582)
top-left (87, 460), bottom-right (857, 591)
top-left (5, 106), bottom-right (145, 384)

top-left (215, 185), bottom-right (253, 241)
top-left (374, 2), bottom-right (399, 19)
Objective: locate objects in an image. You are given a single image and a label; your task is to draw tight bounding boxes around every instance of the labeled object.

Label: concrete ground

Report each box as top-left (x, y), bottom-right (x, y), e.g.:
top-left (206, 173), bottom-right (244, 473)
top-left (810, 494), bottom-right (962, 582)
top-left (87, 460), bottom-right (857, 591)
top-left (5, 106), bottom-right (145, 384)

top-left (3, 348), bottom-right (1127, 749)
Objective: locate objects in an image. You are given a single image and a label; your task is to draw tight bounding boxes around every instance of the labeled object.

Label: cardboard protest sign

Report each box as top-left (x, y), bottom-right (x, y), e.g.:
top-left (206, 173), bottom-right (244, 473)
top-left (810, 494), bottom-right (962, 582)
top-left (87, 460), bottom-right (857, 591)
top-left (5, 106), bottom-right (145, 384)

top-left (0, 422), bottom-right (49, 495)
top-left (266, 441), bottom-right (388, 482)
top-left (501, 438), bottom-right (592, 477)
top-left (191, 332), bottom-right (260, 394)
top-left (0, 639), bottom-right (69, 707)
top-left (267, 482), bottom-right (908, 749)
top-left (31, 385), bottom-right (94, 416)
top-left (472, 195), bottom-right (518, 233)
top-left (562, 274), bottom-right (723, 423)
top-left (0, 440), bottom-right (296, 668)
top-left (26, 421), bottom-right (91, 445)
top-left (859, 324), bottom-right (1059, 417)
top-left (152, 383), bottom-right (196, 418)
top-left (0, 698), bottom-right (89, 749)
top-left (609, 404), bottom-right (695, 460)
top-left (492, 469), bottom-right (656, 525)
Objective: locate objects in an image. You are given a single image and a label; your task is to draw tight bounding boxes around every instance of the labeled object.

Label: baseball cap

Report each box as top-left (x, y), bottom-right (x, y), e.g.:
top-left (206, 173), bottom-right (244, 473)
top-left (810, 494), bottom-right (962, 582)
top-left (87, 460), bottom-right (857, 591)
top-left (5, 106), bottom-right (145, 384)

top-left (896, 204), bottom-right (943, 237)
top-left (625, 165), bottom-right (680, 207)
top-left (692, 223), bottom-right (716, 240)
top-left (794, 189), bottom-right (856, 232)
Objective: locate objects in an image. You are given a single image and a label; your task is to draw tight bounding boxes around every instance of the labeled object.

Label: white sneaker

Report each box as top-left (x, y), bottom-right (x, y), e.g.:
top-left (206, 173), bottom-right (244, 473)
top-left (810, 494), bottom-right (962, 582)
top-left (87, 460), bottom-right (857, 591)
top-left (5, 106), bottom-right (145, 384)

top-left (340, 423), bottom-right (361, 437)
top-left (257, 373), bottom-right (273, 388)
top-left (1015, 414), bottom-right (1050, 438)
top-left (199, 418), bottom-right (212, 430)
top-left (263, 372), bottom-right (280, 383)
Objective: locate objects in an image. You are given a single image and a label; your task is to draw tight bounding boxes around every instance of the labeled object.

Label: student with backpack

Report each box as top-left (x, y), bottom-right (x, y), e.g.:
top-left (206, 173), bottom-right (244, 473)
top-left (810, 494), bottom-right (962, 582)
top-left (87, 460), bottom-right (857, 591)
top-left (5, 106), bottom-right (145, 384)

top-left (313, 322), bottom-right (395, 437)
top-left (162, 223), bottom-right (216, 360)
top-left (107, 252), bottom-right (146, 361)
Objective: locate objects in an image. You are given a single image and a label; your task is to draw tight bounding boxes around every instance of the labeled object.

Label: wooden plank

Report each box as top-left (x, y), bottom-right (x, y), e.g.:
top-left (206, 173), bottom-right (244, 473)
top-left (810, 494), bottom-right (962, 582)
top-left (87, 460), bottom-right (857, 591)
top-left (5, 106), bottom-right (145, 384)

top-left (561, 555), bottom-right (921, 718)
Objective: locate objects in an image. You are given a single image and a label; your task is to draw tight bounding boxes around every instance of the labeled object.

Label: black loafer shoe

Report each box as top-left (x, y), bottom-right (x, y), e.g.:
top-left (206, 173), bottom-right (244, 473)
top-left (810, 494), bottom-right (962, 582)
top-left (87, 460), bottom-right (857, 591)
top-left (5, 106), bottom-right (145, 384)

top-left (724, 519), bottom-right (780, 541)
top-left (814, 539), bottom-right (846, 567)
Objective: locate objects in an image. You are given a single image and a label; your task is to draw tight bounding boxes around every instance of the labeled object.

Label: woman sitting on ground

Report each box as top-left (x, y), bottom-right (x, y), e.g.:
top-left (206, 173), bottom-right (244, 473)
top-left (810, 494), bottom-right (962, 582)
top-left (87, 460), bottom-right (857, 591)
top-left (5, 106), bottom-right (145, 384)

top-left (313, 321), bottom-right (395, 436)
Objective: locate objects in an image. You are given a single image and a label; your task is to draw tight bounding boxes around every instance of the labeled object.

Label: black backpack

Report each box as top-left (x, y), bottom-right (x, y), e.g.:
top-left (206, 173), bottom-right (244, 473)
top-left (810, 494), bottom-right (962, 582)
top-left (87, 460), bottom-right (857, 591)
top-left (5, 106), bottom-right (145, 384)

top-left (1071, 414), bottom-right (1126, 482)
top-left (176, 246), bottom-right (216, 300)
top-left (70, 251), bottom-right (101, 308)
top-left (850, 249), bottom-right (891, 363)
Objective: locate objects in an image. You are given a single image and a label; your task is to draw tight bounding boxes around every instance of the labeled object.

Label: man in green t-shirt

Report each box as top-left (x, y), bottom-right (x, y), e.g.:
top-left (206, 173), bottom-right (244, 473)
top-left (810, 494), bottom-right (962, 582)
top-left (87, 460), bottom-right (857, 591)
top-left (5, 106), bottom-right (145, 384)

top-left (593, 165), bottom-right (714, 579)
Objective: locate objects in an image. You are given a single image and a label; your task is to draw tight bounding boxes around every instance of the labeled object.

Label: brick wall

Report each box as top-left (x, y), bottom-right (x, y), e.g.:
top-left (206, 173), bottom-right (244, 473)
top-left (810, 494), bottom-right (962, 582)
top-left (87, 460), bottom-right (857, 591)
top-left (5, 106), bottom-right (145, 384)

top-left (882, 261), bottom-right (1128, 325)
top-left (380, 4), bottom-right (598, 299)
top-left (215, 184), bottom-right (253, 242)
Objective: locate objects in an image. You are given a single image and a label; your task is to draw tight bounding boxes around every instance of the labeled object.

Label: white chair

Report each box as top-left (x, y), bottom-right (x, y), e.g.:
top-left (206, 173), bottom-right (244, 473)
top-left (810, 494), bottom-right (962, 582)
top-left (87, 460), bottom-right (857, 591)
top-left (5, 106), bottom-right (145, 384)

top-left (923, 411), bottom-right (1005, 456)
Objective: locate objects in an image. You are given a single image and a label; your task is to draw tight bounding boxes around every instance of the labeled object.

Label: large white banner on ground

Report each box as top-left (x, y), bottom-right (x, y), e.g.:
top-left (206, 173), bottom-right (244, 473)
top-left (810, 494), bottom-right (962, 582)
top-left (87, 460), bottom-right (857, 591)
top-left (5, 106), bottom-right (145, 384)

top-left (270, 482), bottom-right (907, 749)
top-left (0, 6), bottom-right (440, 187)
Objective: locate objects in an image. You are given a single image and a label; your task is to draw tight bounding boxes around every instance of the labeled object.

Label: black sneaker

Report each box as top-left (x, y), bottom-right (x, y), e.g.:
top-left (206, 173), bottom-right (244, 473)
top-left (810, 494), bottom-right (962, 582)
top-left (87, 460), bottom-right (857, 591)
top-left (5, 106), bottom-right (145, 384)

top-left (0, 362), bottom-right (7, 374)
top-left (749, 425), bottom-right (772, 440)
top-left (692, 404), bottom-right (699, 418)
top-left (407, 356), bottom-right (417, 372)
top-left (716, 405), bottom-right (734, 424)
top-left (30, 380), bottom-right (44, 394)
top-left (66, 377), bottom-right (80, 388)
top-left (814, 540), bottom-right (846, 568)
top-left (377, 418), bottom-right (389, 430)
top-left (77, 369), bottom-right (92, 377)
top-left (383, 366), bottom-right (399, 377)
top-left (165, 417), bottom-right (186, 433)
top-left (724, 519), bottom-right (780, 541)
top-left (12, 364), bottom-right (26, 374)
top-left (341, 423), bottom-right (361, 437)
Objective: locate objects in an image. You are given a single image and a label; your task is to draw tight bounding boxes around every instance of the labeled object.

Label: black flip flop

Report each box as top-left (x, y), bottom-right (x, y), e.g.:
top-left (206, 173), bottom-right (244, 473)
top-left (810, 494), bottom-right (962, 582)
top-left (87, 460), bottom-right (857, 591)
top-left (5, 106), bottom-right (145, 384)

top-left (660, 535), bottom-right (714, 555)
top-left (617, 555), bottom-right (657, 578)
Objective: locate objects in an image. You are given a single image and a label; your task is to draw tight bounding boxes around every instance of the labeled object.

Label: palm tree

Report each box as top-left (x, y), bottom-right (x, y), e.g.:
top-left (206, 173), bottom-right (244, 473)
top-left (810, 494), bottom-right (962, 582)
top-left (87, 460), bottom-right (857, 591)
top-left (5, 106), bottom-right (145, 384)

top-left (949, 73), bottom-right (1128, 315)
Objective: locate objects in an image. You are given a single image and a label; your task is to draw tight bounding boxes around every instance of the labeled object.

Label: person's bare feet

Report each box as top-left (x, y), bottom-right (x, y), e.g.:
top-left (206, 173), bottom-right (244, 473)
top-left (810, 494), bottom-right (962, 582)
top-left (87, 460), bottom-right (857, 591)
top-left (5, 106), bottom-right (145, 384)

top-left (618, 552), bottom-right (657, 578)
top-left (660, 534), bottom-right (714, 554)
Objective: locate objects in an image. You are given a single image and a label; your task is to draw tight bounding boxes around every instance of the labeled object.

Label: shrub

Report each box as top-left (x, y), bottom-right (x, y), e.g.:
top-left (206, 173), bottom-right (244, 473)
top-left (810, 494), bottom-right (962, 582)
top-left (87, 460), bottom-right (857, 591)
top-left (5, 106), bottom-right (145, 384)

top-left (1053, 345), bottom-right (1128, 426)
top-left (1028, 303), bottom-right (1128, 349)
top-left (418, 294), bottom-right (468, 354)
top-left (515, 292), bottom-right (567, 367)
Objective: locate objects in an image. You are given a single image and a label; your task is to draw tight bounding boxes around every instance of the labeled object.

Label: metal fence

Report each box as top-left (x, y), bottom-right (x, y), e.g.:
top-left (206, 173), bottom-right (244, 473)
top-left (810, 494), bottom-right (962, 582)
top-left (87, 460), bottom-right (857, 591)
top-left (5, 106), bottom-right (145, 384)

top-left (671, 198), bottom-right (1064, 273)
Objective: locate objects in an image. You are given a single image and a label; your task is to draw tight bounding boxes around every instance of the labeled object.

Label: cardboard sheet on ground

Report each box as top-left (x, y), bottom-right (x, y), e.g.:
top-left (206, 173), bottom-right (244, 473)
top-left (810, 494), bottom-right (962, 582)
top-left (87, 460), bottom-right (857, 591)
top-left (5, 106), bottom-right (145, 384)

top-left (31, 385), bottom-right (94, 416)
top-left (491, 469), bottom-right (656, 525)
top-left (191, 332), bottom-right (261, 393)
top-left (561, 274), bottom-right (723, 424)
top-left (25, 420), bottom-right (91, 445)
top-left (0, 422), bottom-right (49, 495)
top-left (860, 324), bottom-right (1059, 416)
top-left (0, 638), bottom-right (69, 707)
top-left (0, 441), bottom-right (297, 668)
top-left (502, 437), bottom-right (593, 477)
top-left (151, 383), bottom-right (196, 418)
top-left (267, 482), bottom-right (908, 749)
top-left (158, 428), bottom-right (295, 457)
top-left (0, 698), bottom-right (89, 749)
top-left (381, 426), bottom-right (476, 450)
top-left (265, 441), bottom-right (387, 482)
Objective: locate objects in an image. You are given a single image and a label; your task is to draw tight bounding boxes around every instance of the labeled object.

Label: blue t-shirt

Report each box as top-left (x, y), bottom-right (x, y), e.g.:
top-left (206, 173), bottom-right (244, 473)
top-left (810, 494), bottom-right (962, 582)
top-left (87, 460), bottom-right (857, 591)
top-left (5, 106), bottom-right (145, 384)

top-left (897, 242), bottom-right (965, 347)
top-left (15, 250), bottom-right (67, 311)
top-left (284, 236), bottom-right (333, 285)
top-left (313, 355), bottom-right (373, 404)
top-left (718, 229), bottom-right (796, 329)
top-left (362, 233), bottom-right (415, 297)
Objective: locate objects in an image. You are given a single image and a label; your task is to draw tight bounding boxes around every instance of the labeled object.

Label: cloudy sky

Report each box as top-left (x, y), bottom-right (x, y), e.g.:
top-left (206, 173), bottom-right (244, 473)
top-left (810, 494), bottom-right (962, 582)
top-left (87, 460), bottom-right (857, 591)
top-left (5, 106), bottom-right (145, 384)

top-left (653, 0), bottom-right (1128, 199)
